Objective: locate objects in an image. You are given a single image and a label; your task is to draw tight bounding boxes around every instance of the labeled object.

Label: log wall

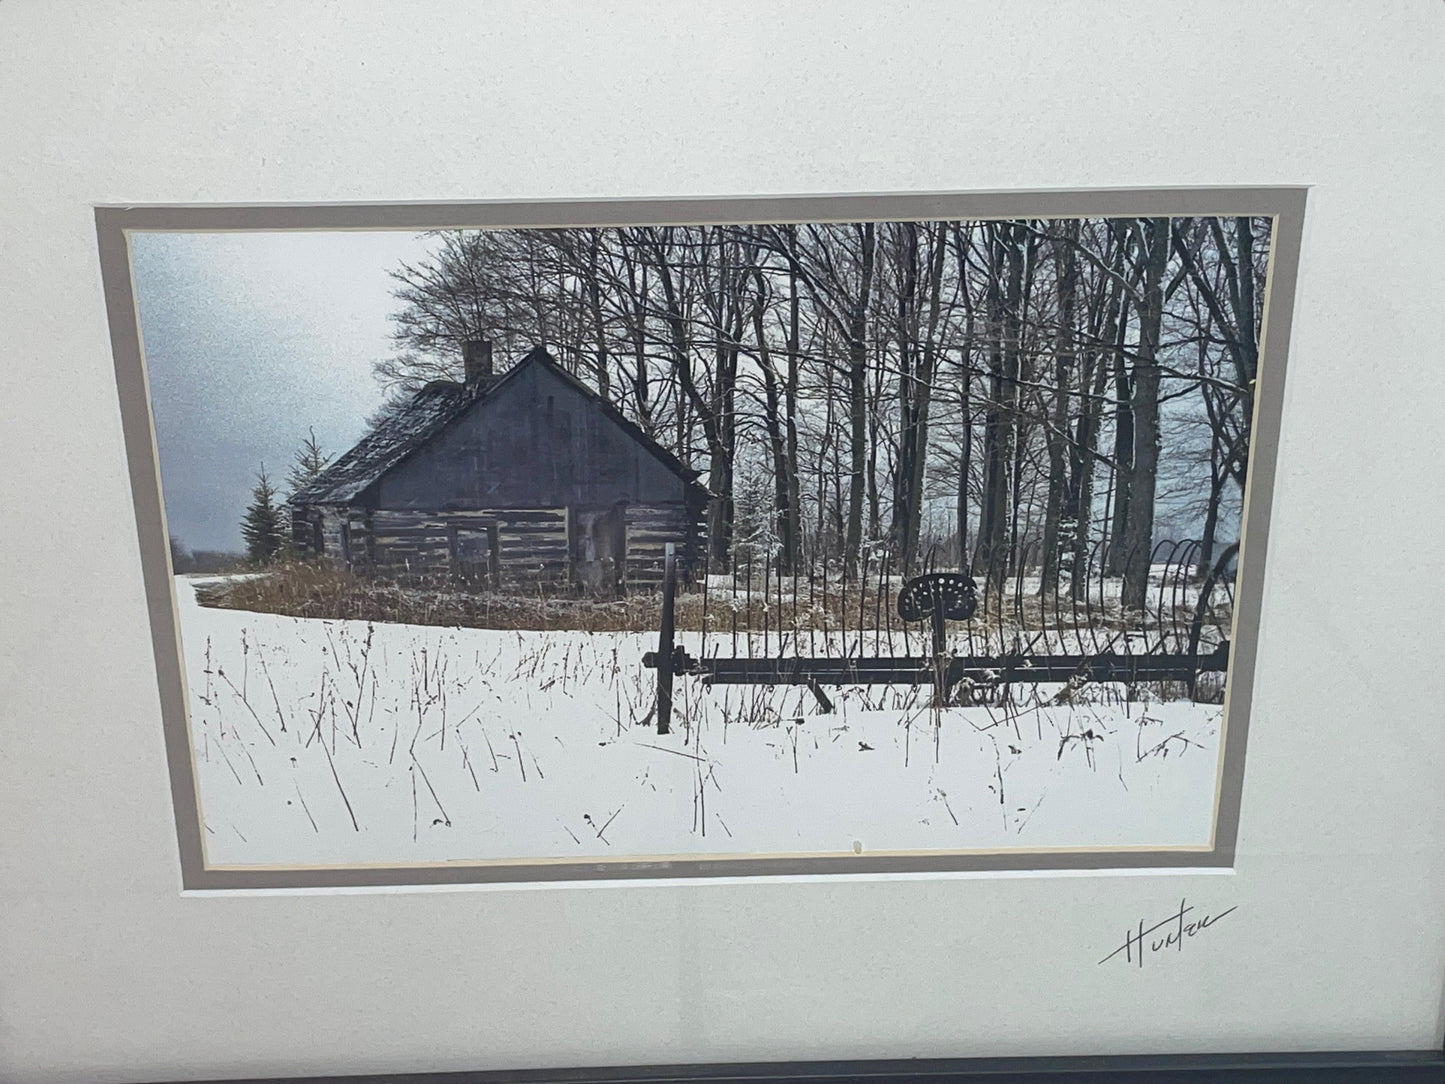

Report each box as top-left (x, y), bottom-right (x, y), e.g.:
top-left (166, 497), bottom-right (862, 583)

top-left (296, 502), bottom-right (703, 593)
top-left (290, 505), bottom-right (350, 560)
top-left (357, 508), bottom-right (570, 587)
top-left (624, 503), bottom-right (706, 587)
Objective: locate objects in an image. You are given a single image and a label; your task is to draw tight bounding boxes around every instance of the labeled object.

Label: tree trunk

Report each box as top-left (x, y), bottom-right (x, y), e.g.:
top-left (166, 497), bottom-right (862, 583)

top-left (866, 344), bottom-right (883, 543)
top-left (844, 222), bottom-right (876, 572)
top-left (1003, 225), bottom-right (1030, 578)
top-left (584, 229), bottom-right (610, 399)
top-left (1039, 219), bottom-right (1079, 596)
top-left (1067, 235), bottom-right (1126, 598)
top-left (972, 223), bottom-right (1014, 593)
top-left (1197, 434), bottom-right (1226, 583)
top-left (890, 222), bottom-right (948, 574)
top-left (751, 267), bottom-right (796, 574)
top-left (1107, 293), bottom-right (1134, 575)
top-left (1120, 217), bottom-right (1170, 611)
top-left (784, 234), bottom-right (803, 574)
top-left (706, 228), bottom-right (742, 573)
top-left (890, 222), bottom-right (920, 563)
top-left (956, 348), bottom-right (973, 569)
top-left (952, 223), bottom-right (977, 569)
top-left (618, 232), bottom-right (654, 435)
top-left (904, 224), bottom-right (947, 571)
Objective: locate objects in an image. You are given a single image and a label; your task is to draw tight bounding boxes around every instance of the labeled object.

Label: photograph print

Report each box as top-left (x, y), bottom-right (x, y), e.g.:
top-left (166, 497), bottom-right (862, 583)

top-left (115, 199), bottom-right (1290, 881)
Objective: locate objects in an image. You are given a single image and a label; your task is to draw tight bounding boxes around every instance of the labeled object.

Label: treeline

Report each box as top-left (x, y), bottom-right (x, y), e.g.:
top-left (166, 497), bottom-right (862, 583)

top-left (168, 536), bottom-right (243, 574)
top-left (377, 216), bottom-right (1267, 606)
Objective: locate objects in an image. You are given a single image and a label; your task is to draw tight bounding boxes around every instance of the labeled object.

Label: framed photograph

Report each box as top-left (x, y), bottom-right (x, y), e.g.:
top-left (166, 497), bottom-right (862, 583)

top-left (101, 190), bottom-right (1298, 890)
top-left (10, 6), bottom-right (1445, 1083)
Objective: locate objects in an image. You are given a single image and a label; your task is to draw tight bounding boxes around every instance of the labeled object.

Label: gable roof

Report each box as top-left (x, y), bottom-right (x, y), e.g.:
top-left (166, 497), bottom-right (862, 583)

top-left (289, 346), bottom-right (707, 507)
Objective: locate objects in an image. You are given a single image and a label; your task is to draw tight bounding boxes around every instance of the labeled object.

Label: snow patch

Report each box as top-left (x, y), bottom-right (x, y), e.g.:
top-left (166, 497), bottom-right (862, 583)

top-left (174, 578), bottom-right (1223, 869)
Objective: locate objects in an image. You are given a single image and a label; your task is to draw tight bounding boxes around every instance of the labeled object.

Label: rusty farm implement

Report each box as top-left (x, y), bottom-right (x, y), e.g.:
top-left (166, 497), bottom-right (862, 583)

top-left (643, 538), bottom-right (1235, 735)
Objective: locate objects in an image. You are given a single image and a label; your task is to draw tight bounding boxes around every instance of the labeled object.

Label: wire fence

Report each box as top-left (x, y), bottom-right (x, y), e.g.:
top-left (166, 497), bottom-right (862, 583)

top-left (687, 537), bottom-right (1235, 664)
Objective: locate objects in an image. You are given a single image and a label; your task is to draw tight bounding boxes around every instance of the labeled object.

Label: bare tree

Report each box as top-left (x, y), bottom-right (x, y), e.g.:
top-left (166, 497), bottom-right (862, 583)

top-left (370, 213), bottom-right (1266, 587)
top-left (1119, 217), bottom-right (1170, 611)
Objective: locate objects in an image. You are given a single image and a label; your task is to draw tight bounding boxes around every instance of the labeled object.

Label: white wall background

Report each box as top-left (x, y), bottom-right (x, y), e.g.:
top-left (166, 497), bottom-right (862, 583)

top-left (2, 2), bottom-right (1443, 1080)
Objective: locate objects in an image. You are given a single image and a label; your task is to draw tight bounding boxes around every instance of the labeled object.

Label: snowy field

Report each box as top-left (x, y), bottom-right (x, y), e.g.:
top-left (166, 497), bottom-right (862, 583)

top-left (174, 576), bottom-right (1225, 869)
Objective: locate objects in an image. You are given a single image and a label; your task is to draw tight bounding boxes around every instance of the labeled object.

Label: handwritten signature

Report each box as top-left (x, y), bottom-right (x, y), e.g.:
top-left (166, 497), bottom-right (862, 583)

top-left (1098, 898), bottom-right (1236, 967)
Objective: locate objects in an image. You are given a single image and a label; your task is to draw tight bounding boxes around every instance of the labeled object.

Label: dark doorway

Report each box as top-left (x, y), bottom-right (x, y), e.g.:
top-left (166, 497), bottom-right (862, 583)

top-left (448, 524), bottom-right (500, 588)
top-left (572, 505), bottom-right (626, 597)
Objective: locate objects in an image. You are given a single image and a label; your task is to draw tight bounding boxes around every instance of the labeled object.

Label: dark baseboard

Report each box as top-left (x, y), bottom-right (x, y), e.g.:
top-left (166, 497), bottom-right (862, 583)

top-left (172, 1049), bottom-right (1445, 1084)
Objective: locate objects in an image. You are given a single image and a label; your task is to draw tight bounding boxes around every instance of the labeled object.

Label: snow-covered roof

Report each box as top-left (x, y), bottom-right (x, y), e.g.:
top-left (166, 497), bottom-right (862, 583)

top-left (289, 346), bottom-right (706, 507)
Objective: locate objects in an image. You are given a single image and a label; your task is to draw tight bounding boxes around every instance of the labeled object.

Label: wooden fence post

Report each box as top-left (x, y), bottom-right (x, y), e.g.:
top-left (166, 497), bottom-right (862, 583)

top-left (656, 542), bottom-right (677, 735)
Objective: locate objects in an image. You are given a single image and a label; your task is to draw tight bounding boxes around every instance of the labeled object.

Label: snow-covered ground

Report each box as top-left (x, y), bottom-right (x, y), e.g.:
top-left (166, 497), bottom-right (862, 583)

top-left (175, 577), bottom-right (1224, 869)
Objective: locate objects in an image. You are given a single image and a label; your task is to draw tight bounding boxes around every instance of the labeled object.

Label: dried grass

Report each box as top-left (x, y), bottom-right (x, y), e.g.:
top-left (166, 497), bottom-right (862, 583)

top-left (190, 560), bottom-right (1229, 659)
top-left (191, 561), bottom-right (906, 634)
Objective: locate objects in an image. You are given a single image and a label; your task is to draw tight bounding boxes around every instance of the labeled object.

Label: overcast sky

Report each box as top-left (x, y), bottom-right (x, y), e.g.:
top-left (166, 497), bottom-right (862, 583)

top-left (133, 230), bottom-right (435, 552)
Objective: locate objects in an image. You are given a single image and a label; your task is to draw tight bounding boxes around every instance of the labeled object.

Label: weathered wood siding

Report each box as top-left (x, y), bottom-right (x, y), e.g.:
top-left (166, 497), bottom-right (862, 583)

top-left (375, 362), bottom-right (689, 511)
top-left (353, 508), bottom-right (571, 587)
top-left (291, 505), bottom-right (351, 560)
top-left (301, 503), bottom-right (703, 590)
top-left (289, 509), bottom-right (312, 554)
top-left (624, 503), bottom-right (707, 587)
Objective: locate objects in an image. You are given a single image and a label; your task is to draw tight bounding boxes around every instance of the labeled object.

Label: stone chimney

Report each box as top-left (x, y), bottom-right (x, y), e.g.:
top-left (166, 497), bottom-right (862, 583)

top-left (463, 339), bottom-right (493, 385)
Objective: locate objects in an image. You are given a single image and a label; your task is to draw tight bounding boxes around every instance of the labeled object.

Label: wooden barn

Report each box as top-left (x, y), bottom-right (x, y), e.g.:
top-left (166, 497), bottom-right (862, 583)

top-left (287, 344), bottom-right (708, 594)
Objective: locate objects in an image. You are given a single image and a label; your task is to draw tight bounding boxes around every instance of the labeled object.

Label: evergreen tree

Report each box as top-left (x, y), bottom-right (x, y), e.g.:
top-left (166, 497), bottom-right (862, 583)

top-left (287, 427), bottom-right (331, 498)
top-left (240, 466), bottom-right (284, 565)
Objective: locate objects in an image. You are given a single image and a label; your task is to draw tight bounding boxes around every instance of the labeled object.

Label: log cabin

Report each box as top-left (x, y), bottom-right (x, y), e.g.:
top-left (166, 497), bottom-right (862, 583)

top-left (287, 343), bottom-right (708, 595)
